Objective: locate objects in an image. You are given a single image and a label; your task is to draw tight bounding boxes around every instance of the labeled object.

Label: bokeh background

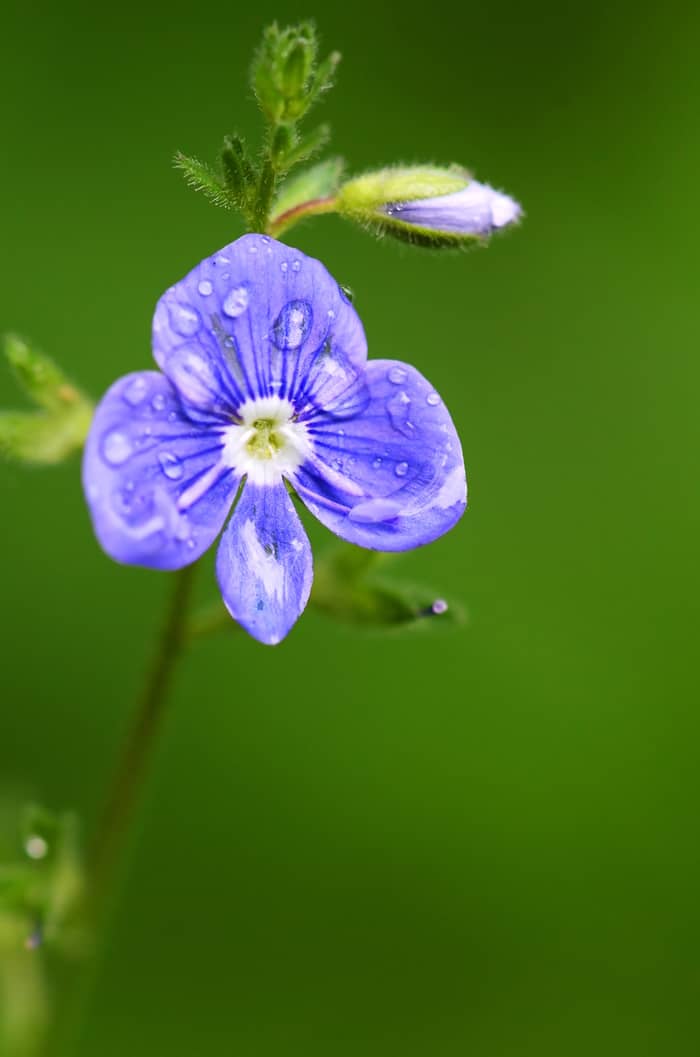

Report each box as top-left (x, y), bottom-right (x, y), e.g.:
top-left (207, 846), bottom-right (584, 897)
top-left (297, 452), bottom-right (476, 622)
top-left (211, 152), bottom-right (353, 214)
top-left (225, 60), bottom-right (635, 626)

top-left (2, 0), bottom-right (700, 1053)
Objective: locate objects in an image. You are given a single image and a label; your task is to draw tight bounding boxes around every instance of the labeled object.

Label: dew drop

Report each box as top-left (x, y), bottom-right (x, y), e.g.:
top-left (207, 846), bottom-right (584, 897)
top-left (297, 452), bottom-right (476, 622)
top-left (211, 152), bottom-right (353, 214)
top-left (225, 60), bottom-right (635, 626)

top-left (291, 259), bottom-right (301, 272)
top-left (388, 366), bottom-right (407, 385)
top-left (198, 279), bottom-right (213, 296)
top-left (426, 391), bottom-right (441, 406)
top-left (215, 254), bottom-right (230, 266)
top-left (25, 835), bottom-right (48, 860)
top-left (168, 411), bottom-right (177, 422)
top-left (395, 461), bottom-right (409, 478)
top-left (432, 598), bottom-right (448, 615)
top-left (280, 261), bottom-right (289, 273)
top-left (102, 430), bottom-right (132, 466)
top-left (223, 285), bottom-right (249, 317)
top-left (158, 452), bottom-right (184, 480)
top-left (372, 457), bottom-right (383, 469)
top-left (169, 303), bottom-right (201, 337)
top-left (187, 538), bottom-right (196, 550)
top-left (387, 391), bottom-right (416, 437)
top-left (327, 309), bottom-right (336, 320)
top-left (152, 393), bottom-right (166, 412)
top-left (271, 299), bottom-right (312, 350)
top-left (124, 376), bottom-right (148, 405)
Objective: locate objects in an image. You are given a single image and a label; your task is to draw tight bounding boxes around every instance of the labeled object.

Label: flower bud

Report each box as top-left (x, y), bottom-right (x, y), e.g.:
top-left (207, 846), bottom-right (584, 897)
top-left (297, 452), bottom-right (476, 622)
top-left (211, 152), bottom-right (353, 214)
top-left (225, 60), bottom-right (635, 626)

top-left (337, 166), bottom-right (521, 247)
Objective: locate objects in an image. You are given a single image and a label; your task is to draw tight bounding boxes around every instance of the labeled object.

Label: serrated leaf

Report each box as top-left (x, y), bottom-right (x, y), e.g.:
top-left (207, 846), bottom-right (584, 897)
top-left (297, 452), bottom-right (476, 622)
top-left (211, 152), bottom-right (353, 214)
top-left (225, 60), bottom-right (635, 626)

top-left (173, 152), bottom-right (234, 210)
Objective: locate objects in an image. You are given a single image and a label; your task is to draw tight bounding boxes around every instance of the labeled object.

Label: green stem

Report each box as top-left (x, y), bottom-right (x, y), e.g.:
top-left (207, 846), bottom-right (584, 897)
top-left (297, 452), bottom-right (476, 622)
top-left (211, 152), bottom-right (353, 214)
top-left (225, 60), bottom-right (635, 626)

top-left (267, 194), bottom-right (338, 238)
top-left (87, 562), bottom-right (197, 909)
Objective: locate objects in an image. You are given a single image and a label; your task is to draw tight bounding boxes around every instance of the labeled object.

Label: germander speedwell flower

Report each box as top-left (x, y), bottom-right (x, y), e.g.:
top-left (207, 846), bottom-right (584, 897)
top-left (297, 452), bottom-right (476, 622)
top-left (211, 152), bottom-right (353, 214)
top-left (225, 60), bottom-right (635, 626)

top-left (83, 234), bottom-right (467, 644)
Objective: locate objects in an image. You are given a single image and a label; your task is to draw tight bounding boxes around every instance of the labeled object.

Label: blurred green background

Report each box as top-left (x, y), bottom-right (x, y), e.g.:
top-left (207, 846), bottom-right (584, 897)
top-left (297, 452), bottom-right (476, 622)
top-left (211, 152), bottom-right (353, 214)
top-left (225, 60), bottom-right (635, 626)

top-left (2, 0), bottom-right (700, 1053)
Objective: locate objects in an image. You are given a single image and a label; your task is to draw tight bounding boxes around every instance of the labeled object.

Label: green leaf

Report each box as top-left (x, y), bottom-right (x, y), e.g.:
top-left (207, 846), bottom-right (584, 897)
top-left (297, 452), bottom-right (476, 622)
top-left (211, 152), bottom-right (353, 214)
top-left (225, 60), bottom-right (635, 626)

top-left (219, 134), bottom-right (254, 201)
top-left (0, 337), bottom-right (93, 465)
top-left (4, 335), bottom-right (85, 413)
top-left (281, 123), bottom-right (331, 171)
top-left (271, 156), bottom-right (344, 219)
top-left (308, 49), bottom-right (341, 103)
top-left (311, 542), bottom-right (466, 631)
top-left (173, 152), bottom-right (233, 210)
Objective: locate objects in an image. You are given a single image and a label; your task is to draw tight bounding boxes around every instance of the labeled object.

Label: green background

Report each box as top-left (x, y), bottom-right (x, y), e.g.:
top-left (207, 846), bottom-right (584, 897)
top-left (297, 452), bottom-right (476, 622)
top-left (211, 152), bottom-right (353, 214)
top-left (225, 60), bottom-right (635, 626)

top-left (2, 0), bottom-right (700, 1053)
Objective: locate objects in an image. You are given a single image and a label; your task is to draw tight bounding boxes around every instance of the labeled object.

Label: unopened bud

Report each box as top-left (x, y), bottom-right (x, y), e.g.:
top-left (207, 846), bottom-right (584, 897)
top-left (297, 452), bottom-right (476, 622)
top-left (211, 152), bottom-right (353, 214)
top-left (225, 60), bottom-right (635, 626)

top-left (337, 166), bottom-right (521, 247)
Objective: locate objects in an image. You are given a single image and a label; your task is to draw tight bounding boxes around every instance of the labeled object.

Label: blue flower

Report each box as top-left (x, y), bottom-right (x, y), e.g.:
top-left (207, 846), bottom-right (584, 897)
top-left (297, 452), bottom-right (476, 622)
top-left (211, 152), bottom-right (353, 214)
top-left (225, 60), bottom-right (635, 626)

top-left (384, 180), bottom-right (522, 238)
top-left (83, 235), bottom-right (467, 645)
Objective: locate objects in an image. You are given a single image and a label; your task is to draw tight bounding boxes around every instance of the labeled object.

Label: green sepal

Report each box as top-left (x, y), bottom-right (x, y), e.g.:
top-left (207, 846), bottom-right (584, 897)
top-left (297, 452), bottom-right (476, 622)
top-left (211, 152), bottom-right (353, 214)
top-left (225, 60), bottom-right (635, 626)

top-left (0, 337), bottom-right (93, 465)
top-left (271, 156), bottom-right (344, 220)
top-left (336, 164), bottom-right (486, 249)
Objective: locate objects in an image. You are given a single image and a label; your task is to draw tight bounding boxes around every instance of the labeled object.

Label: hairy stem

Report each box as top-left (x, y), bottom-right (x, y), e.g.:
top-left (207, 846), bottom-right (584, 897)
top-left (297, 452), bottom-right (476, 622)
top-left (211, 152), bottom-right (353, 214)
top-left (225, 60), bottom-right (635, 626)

top-left (88, 562), bottom-right (197, 908)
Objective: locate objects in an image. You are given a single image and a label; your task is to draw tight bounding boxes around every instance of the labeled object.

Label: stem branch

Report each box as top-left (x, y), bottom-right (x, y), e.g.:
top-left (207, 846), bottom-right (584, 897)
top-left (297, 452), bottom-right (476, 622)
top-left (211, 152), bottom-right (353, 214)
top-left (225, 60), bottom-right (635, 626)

top-left (267, 195), bottom-right (338, 238)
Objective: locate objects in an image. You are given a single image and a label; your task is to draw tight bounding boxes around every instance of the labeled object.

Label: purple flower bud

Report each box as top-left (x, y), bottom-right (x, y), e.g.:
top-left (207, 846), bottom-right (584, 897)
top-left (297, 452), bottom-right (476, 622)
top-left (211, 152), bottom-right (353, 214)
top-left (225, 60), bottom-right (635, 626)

top-left (385, 180), bottom-right (521, 238)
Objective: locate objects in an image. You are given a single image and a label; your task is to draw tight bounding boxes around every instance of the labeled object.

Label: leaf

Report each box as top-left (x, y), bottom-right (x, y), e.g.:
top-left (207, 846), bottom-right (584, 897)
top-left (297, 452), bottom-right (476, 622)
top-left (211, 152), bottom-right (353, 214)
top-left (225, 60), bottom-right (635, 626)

top-left (310, 542), bottom-right (466, 631)
top-left (173, 152), bottom-right (233, 210)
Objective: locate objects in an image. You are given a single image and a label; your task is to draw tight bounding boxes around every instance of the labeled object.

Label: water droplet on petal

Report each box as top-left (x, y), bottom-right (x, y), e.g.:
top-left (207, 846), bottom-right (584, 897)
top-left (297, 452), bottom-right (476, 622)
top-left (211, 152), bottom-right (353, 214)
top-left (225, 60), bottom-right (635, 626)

top-left (372, 457), bottom-right (383, 469)
top-left (291, 259), bottom-right (301, 272)
top-left (198, 279), bottom-right (213, 296)
top-left (186, 537), bottom-right (196, 550)
top-left (426, 391), bottom-right (441, 406)
top-left (158, 452), bottom-right (184, 480)
top-left (348, 498), bottom-right (402, 524)
top-left (388, 366), bottom-right (407, 385)
top-left (395, 461), bottom-right (409, 477)
top-left (102, 431), bottom-right (132, 465)
top-left (387, 391), bottom-right (416, 437)
top-left (223, 285), bottom-right (249, 317)
top-left (168, 411), bottom-right (177, 422)
top-left (281, 261), bottom-right (289, 273)
top-left (215, 255), bottom-right (230, 266)
top-left (271, 300), bottom-right (312, 350)
top-left (124, 376), bottom-right (148, 405)
top-left (169, 303), bottom-right (201, 337)
top-left (152, 393), bottom-right (167, 412)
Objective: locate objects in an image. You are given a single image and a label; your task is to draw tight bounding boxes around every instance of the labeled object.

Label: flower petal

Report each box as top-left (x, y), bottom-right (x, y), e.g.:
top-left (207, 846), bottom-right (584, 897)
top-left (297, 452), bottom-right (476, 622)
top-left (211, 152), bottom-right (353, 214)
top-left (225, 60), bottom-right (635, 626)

top-left (292, 360), bottom-right (466, 550)
top-left (83, 371), bottom-right (239, 569)
top-left (152, 234), bottom-right (367, 413)
top-left (216, 481), bottom-right (313, 645)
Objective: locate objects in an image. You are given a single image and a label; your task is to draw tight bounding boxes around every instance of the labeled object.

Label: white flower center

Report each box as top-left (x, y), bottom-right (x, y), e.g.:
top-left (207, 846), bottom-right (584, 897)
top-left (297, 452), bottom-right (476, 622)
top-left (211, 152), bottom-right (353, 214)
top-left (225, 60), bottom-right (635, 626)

top-left (223, 397), bottom-right (311, 486)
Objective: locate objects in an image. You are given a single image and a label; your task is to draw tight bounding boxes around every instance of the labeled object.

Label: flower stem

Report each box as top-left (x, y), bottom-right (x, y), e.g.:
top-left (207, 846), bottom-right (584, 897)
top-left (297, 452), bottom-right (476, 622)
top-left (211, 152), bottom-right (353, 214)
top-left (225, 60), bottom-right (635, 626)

top-left (88, 562), bottom-right (197, 909)
top-left (266, 195), bottom-right (338, 238)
